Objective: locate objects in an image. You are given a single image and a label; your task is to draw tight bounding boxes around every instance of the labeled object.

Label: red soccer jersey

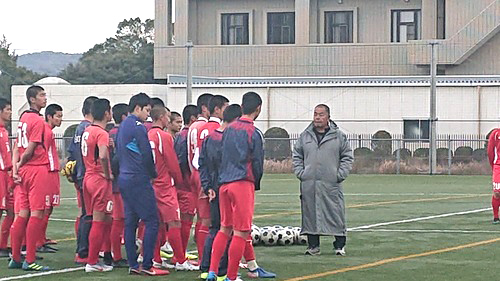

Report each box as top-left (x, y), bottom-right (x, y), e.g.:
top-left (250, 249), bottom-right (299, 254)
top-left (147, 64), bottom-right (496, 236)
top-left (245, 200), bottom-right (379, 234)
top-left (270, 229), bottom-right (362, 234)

top-left (187, 117), bottom-right (208, 171)
top-left (148, 127), bottom-right (184, 191)
top-left (0, 125), bottom-right (12, 171)
top-left (81, 124), bottom-right (110, 176)
top-left (44, 123), bottom-right (59, 172)
top-left (199, 117), bottom-right (222, 147)
top-left (488, 129), bottom-right (500, 167)
top-left (17, 110), bottom-right (48, 166)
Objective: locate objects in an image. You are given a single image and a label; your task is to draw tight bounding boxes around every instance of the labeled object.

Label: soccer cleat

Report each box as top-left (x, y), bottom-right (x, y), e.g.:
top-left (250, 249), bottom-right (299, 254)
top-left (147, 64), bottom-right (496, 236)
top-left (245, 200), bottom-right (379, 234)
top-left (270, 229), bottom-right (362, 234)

top-left (200, 272), bottom-right (209, 279)
top-left (36, 245), bottom-right (57, 253)
top-left (141, 267), bottom-right (170, 276)
top-left (207, 271), bottom-right (217, 281)
top-left (160, 250), bottom-right (174, 259)
top-left (153, 260), bottom-right (175, 269)
top-left (217, 276), bottom-right (228, 281)
top-left (85, 263), bottom-right (113, 273)
top-left (305, 247), bottom-right (321, 256)
top-left (8, 259), bottom-right (23, 269)
top-left (44, 239), bottom-right (58, 245)
top-left (186, 251), bottom-right (198, 260)
top-left (112, 258), bottom-right (129, 268)
top-left (0, 248), bottom-right (10, 258)
top-left (335, 247), bottom-right (346, 256)
top-left (161, 241), bottom-right (173, 253)
top-left (176, 260), bottom-right (200, 271)
top-left (129, 267), bottom-right (142, 275)
top-left (74, 254), bottom-right (87, 265)
top-left (22, 261), bottom-right (50, 271)
top-left (493, 218), bottom-right (500, 224)
top-left (239, 262), bottom-right (248, 269)
top-left (247, 267), bottom-right (276, 278)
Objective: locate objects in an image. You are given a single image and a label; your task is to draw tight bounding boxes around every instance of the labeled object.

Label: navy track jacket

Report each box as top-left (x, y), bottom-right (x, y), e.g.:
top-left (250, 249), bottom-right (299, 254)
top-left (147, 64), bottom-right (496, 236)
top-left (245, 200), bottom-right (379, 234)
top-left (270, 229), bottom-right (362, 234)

top-left (199, 130), bottom-right (223, 195)
top-left (67, 120), bottom-right (91, 186)
top-left (218, 117), bottom-right (264, 190)
top-left (116, 114), bottom-right (157, 179)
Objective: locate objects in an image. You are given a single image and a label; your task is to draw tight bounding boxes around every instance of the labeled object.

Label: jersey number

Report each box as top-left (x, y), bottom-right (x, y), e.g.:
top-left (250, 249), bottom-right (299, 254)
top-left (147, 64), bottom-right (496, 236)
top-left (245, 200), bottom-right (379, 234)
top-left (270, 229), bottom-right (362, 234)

top-left (17, 122), bottom-right (28, 148)
top-left (81, 132), bottom-right (90, 157)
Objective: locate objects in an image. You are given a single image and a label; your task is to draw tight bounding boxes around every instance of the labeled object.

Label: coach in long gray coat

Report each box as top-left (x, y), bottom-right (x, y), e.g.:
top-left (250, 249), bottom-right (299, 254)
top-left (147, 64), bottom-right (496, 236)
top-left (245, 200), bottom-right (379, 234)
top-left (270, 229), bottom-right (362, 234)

top-left (292, 104), bottom-right (354, 256)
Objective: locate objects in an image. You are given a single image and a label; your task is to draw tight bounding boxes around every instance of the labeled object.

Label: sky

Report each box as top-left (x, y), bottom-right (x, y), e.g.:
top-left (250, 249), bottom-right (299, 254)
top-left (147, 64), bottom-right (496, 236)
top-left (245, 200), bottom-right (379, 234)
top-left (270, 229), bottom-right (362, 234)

top-left (0, 0), bottom-right (155, 55)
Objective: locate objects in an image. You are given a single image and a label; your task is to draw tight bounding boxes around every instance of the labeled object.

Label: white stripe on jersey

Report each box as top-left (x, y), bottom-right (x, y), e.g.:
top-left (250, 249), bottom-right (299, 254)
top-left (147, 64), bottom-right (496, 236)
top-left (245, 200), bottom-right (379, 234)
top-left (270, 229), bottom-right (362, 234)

top-left (0, 153), bottom-right (4, 170)
top-left (48, 146), bottom-right (55, 171)
top-left (157, 131), bottom-right (163, 155)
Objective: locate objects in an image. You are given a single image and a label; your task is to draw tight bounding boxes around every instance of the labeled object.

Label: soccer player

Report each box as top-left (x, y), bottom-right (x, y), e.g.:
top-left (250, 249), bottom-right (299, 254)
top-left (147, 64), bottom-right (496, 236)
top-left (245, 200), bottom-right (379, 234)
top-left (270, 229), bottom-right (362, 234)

top-left (207, 92), bottom-right (265, 281)
top-left (36, 104), bottom-right (63, 253)
top-left (168, 111), bottom-right (182, 137)
top-left (9, 85), bottom-right (50, 271)
top-left (81, 99), bottom-right (114, 273)
top-left (174, 104), bottom-right (198, 254)
top-left (488, 129), bottom-right (500, 224)
top-left (187, 93), bottom-right (213, 263)
top-left (68, 96), bottom-right (98, 263)
top-left (0, 98), bottom-right (13, 258)
top-left (116, 93), bottom-right (168, 276)
top-left (148, 106), bottom-right (198, 271)
top-left (144, 97), bottom-right (165, 132)
top-left (108, 103), bottom-right (129, 267)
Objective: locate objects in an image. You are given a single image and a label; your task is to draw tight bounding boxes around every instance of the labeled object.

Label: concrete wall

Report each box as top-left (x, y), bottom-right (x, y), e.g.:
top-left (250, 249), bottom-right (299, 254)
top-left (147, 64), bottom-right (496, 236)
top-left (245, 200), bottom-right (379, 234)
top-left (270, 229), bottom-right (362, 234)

top-left (445, 0), bottom-right (495, 36)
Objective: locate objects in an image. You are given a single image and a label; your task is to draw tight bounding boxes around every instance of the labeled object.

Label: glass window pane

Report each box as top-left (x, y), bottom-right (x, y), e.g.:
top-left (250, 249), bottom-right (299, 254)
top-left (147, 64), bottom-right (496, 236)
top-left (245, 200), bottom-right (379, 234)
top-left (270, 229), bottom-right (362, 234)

top-left (404, 120), bottom-right (420, 139)
top-left (268, 12), bottom-right (295, 44)
top-left (325, 11), bottom-right (353, 43)
top-left (400, 25), bottom-right (408, 42)
top-left (222, 13), bottom-right (249, 45)
top-left (400, 11), bottom-right (414, 23)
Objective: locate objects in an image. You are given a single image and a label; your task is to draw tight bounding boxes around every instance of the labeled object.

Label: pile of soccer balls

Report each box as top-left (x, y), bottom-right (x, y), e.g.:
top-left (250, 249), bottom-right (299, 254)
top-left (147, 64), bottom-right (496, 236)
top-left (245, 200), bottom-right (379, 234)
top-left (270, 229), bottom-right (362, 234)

top-left (251, 225), bottom-right (307, 246)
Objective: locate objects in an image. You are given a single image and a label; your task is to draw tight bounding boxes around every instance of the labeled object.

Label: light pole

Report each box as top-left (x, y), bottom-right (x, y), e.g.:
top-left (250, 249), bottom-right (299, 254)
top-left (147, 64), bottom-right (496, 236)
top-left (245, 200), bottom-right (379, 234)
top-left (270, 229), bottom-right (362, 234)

top-left (429, 41), bottom-right (438, 175)
top-left (186, 41), bottom-right (193, 105)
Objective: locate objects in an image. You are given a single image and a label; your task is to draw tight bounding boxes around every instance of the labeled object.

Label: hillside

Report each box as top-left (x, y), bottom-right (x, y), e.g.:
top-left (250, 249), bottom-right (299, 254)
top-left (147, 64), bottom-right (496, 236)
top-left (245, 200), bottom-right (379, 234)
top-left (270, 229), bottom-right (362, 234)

top-left (17, 51), bottom-right (82, 76)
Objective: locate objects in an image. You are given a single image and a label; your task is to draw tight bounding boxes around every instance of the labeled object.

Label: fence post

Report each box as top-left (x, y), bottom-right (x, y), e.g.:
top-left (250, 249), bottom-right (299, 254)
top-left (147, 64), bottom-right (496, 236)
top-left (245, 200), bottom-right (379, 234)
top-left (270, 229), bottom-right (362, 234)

top-left (448, 135), bottom-right (452, 175)
top-left (358, 134), bottom-right (362, 149)
top-left (396, 139), bottom-right (401, 175)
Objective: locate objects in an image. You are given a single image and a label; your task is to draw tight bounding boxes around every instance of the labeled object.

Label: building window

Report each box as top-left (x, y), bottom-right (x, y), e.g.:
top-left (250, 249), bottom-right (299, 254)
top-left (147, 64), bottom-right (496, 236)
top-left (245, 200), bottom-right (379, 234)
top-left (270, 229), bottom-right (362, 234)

top-left (404, 119), bottom-right (430, 140)
top-left (267, 12), bottom-right (295, 44)
top-left (221, 13), bottom-right (249, 45)
top-left (325, 11), bottom-right (353, 43)
top-left (391, 9), bottom-right (421, 42)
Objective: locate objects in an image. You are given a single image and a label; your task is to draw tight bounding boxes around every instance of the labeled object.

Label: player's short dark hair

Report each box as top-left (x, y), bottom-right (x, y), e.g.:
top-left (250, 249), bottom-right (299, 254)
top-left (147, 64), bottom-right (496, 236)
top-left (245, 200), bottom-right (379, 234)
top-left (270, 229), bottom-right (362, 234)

top-left (151, 97), bottom-right (165, 108)
top-left (197, 93), bottom-right (213, 115)
top-left (112, 103), bottom-right (128, 124)
top-left (209, 95), bottom-right (229, 114)
top-left (241, 92), bottom-right (262, 115)
top-left (315, 104), bottom-right (330, 116)
top-left (45, 104), bottom-right (63, 121)
top-left (0, 98), bottom-right (10, 111)
top-left (150, 105), bottom-right (167, 122)
top-left (170, 111), bottom-right (181, 121)
top-left (82, 96), bottom-right (98, 116)
top-left (91, 98), bottom-right (111, 121)
top-left (182, 105), bottom-right (198, 124)
top-left (129, 93), bottom-right (152, 113)
top-left (26, 85), bottom-right (44, 105)
top-left (223, 104), bottom-right (242, 123)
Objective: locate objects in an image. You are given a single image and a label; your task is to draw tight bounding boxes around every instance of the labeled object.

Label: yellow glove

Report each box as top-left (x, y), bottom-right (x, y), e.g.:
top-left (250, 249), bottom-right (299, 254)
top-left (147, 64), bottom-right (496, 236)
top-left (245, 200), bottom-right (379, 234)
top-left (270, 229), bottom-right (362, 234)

top-left (61, 161), bottom-right (76, 183)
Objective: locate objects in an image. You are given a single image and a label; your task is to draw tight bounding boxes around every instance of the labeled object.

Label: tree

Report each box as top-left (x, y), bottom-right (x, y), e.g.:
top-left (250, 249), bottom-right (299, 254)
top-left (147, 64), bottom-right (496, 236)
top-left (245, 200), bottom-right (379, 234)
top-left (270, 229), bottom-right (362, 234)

top-left (0, 35), bottom-right (43, 100)
top-left (60, 18), bottom-right (155, 84)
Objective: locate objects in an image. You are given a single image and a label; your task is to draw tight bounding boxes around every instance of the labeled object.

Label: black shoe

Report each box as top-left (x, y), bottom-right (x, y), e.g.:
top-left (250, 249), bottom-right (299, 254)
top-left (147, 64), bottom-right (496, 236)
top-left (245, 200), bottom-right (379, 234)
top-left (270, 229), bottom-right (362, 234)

top-left (0, 248), bottom-right (10, 258)
top-left (112, 258), bottom-right (129, 268)
top-left (43, 244), bottom-right (58, 251)
top-left (103, 252), bottom-right (113, 266)
top-left (493, 218), bottom-right (500, 224)
top-left (20, 254), bottom-right (43, 260)
top-left (36, 245), bottom-right (57, 253)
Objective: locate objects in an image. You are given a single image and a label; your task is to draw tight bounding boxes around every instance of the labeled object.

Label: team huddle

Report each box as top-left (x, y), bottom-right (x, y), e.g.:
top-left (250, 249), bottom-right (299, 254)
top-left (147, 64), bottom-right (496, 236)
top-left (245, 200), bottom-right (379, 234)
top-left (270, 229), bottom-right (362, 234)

top-left (0, 86), bottom-right (275, 281)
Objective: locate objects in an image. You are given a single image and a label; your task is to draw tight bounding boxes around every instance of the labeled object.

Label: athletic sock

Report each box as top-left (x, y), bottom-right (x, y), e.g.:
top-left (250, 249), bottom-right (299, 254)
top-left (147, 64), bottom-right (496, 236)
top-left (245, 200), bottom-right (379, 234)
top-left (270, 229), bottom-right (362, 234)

top-left (153, 224), bottom-right (166, 263)
top-left (209, 231), bottom-right (230, 274)
top-left (492, 195), bottom-right (500, 219)
top-left (102, 221), bottom-right (112, 252)
top-left (36, 214), bottom-right (50, 248)
top-left (111, 219), bottom-right (124, 261)
top-left (10, 216), bottom-right (28, 262)
top-left (243, 234), bottom-right (256, 268)
top-left (26, 216), bottom-right (44, 263)
top-left (247, 260), bottom-right (258, 272)
top-left (0, 214), bottom-right (14, 249)
top-left (180, 219), bottom-right (192, 253)
top-left (227, 235), bottom-right (247, 280)
top-left (87, 221), bottom-right (105, 265)
top-left (168, 226), bottom-right (186, 263)
top-left (196, 225), bottom-right (209, 263)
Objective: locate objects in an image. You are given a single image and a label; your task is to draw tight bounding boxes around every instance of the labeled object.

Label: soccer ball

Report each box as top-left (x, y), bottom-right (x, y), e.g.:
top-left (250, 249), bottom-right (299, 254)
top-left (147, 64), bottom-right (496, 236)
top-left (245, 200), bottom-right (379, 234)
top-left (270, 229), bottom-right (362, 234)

top-left (261, 229), bottom-right (278, 246)
top-left (273, 225), bottom-right (284, 231)
top-left (296, 234), bottom-right (308, 245)
top-left (251, 225), bottom-right (261, 245)
top-left (277, 229), bottom-right (295, 246)
top-left (293, 227), bottom-right (301, 243)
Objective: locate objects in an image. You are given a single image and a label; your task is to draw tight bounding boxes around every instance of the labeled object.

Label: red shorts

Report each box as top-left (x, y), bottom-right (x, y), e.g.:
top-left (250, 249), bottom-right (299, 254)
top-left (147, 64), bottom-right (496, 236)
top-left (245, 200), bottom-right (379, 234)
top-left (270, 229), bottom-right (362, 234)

top-left (177, 189), bottom-right (196, 215)
top-left (47, 172), bottom-right (60, 207)
top-left (17, 165), bottom-right (51, 211)
top-left (14, 184), bottom-right (21, 214)
top-left (112, 193), bottom-right (125, 220)
top-left (155, 187), bottom-right (181, 223)
top-left (197, 197), bottom-right (210, 219)
top-left (493, 166), bottom-right (500, 192)
top-left (219, 180), bottom-right (255, 232)
top-left (0, 170), bottom-right (8, 210)
top-left (83, 174), bottom-right (113, 215)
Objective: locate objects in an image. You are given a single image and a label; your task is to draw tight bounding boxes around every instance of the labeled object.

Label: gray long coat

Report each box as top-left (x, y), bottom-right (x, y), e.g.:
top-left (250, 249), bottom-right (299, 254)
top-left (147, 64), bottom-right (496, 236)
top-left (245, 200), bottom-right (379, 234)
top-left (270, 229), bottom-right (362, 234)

top-left (292, 121), bottom-right (354, 236)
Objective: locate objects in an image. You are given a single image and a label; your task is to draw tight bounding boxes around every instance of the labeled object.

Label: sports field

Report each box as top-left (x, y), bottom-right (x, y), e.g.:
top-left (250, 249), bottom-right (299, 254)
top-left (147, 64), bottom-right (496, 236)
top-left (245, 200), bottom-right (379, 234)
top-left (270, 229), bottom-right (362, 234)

top-left (1, 174), bottom-right (498, 281)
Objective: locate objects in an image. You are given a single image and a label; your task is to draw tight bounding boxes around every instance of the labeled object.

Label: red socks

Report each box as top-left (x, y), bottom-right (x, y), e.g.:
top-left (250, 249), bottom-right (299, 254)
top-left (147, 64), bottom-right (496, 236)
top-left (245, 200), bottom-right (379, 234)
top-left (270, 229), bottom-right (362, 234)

top-left (492, 195), bottom-right (500, 219)
top-left (88, 221), bottom-right (105, 265)
top-left (111, 219), bottom-right (124, 261)
top-left (243, 234), bottom-right (255, 262)
top-left (10, 216), bottom-right (28, 262)
top-left (180, 219), bottom-right (192, 253)
top-left (0, 214), bottom-right (14, 249)
top-left (26, 216), bottom-right (44, 263)
top-left (37, 215), bottom-right (50, 248)
top-left (209, 231), bottom-right (229, 274)
top-left (196, 225), bottom-right (209, 263)
top-left (154, 224), bottom-right (167, 263)
top-left (227, 235), bottom-right (247, 280)
top-left (102, 221), bottom-right (112, 253)
top-left (169, 226), bottom-right (186, 264)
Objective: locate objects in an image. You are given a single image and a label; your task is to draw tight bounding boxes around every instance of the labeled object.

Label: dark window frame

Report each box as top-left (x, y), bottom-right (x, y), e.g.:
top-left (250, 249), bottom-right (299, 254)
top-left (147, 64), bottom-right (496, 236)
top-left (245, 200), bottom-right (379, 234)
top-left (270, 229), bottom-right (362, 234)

top-left (403, 119), bottom-right (430, 141)
top-left (324, 11), bottom-right (354, 43)
top-left (267, 12), bottom-right (295, 44)
top-left (391, 9), bottom-right (421, 42)
top-left (221, 13), bottom-right (249, 45)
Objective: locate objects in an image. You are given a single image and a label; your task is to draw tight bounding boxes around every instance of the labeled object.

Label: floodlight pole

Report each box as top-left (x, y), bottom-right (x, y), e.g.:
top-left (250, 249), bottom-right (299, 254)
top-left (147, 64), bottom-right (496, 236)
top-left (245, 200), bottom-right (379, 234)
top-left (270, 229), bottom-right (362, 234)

top-left (429, 41), bottom-right (438, 175)
top-left (186, 41), bottom-right (193, 105)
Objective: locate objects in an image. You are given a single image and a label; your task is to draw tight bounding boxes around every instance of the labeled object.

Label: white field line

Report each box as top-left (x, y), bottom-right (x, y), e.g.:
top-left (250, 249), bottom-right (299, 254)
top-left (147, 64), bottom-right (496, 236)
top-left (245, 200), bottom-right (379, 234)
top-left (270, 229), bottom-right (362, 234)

top-left (348, 208), bottom-right (490, 231)
top-left (49, 218), bottom-right (76, 222)
top-left (59, 197), bottom-right (77, 201)
top-left (0, 267), bottom-right (84, 281)
top-left (351, 229), bottom-right (500, 234)
top-left (257, 193), bottom-right (489, 196)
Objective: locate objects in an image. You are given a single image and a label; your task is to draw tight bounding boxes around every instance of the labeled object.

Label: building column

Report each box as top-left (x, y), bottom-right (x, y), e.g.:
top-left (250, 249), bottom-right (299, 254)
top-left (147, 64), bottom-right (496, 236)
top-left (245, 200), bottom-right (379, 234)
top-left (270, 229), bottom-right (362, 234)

top-left (175, 0), bottom-right (189, 45)
top-left (422, 0), bottom-right (437, 39)
top-left (155, 0), bottom-right (173, 47)
top-left (295, 0), bottom-right (310, 45)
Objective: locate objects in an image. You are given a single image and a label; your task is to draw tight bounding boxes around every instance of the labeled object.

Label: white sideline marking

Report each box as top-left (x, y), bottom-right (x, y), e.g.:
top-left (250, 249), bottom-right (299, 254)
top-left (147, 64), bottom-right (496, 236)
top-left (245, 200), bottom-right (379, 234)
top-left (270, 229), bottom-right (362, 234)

top-left (0, 267), bottom-right (84, 281)
top-left (258, 193), bottom-right (488, 196)
top-left (49, 218), bottom-right (75, 222)
top-left (59, 197), bottom-right (77, 201)
top-left (351, 229), bottom-right (500, 234)
top-left (348, 208), bottom-right (490, 231)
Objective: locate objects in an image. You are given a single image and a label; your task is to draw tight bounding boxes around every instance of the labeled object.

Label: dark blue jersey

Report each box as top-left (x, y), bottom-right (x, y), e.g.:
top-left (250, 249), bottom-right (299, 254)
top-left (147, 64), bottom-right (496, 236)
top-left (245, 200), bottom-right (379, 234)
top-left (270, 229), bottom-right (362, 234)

top-left (174, 127), bottom-right (190, 177)
top-left (67, 119), bottom-right (91, 187)
top-left (199, 130), bottom-right (223, 194)
top-left (218, 117), bottom-right (264, 190)
top-left (116, 115), bottom-right (157, 179)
